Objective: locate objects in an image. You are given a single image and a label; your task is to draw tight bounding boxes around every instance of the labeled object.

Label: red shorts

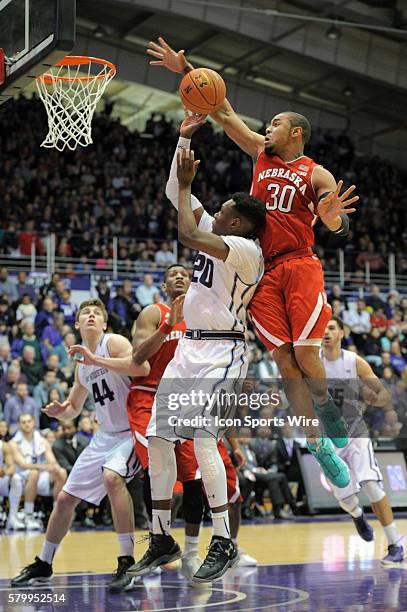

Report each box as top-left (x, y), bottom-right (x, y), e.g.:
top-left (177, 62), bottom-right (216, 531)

top-left (249, 255), bottom-right (332, 351)
top-left (127, 389), bottom-right (242, 502)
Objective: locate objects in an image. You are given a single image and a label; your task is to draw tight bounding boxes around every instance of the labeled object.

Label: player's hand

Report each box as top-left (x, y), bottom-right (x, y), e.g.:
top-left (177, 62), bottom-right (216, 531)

top-left (233, 447), bottom-right (246, 469)
top-left (147, 37), bottom-right (188, 73)
top-left (177, 148), bottom-right (200, 187)
top-left (180, 107), bottom-right (207, 138)
top-left (167, 294), bottom-right (186, 326)
top-left (42, 400), bottom-right (68, 417)
top-left (68, 344), bottom-right (96, 366)
top-left (317, 180), bottom-right (359, 225)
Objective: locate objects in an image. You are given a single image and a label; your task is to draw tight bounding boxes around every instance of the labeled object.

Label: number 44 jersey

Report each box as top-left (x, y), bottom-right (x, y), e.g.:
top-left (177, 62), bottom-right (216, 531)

top-left (77, 334), bottom-right (131, 433)
top-left (183, 211), bottom-right (264, 332)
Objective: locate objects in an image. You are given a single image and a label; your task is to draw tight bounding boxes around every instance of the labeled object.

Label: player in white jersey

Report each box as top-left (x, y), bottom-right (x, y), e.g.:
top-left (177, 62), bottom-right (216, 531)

top-left (8, 413), bottom-right (66, 531)
top-left (322, 316), bottom-right (404, 565)
top-left (0, 437), bottom-right (15, 525)
top-left (11, 298), bottom-right (150, 592)
top-left (129, 113), bottom-right (265, 583)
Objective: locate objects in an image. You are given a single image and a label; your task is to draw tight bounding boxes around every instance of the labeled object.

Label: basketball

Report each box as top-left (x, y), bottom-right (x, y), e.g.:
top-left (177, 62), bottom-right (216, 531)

top-left (179, 68), bottom-right (226, 114)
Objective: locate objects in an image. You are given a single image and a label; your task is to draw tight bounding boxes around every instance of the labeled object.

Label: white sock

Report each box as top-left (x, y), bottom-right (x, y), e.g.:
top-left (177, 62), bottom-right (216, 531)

top-left (152, 508), bottom-right (171, 535)
top-left (39, 540), bottom-right (59, 565)
top-left (383, 521), bottom-right (399, 546)
top-left (232, 538), bottom-right (238, 546)
top-left (212, 510), bottom-right (231, 539)
top-left (24, 501), bottom-right (34, 515)
top-left (8, 476), bottom-right (22, 517)
top-left (184, 535), bottom-right (199, 556)
top-left (117, 532), bottom-right (134, 557)
top-left (349, 506), bottom-right (363, 519)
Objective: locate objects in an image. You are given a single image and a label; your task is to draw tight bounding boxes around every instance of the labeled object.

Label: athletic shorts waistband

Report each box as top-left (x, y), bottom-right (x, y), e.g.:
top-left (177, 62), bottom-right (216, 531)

top-left (265, 247), bottom-right (314, 270)
top-left (185, 329), bottom-right (245, 341)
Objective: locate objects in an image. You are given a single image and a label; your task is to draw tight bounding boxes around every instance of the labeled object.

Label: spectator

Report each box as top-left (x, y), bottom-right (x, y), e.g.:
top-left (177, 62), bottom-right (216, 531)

top-left (40, 312), bottom-right (65, 360)
top-left (366, 285), bottom-right (386, 311)
top-left (0, 364), bottom-right (25, 406)
top-left (40, 273), bottom-right (61, 300)
top-left (3, 383), bottom-right (39, 434)
top-left (0, 342), bottom-right (11, 378)
top-left (50, 331), bottom-right (77, 372)
top-left (364, 328), bottom-right (383, 369)
top-left (0, 419), bottom-right (11, 441)
top-left (135, 273), bottom-right (159, 307)
top-left (20, 346), bottom-right (44, 390)
top-left (45, 354), bottom-right (66, 384)
top-left (370, 307), bottom-right (388, 333)
top-left (76, 416), bottom-right (94, 445)
top-left (19, 219), bottom-right (45, 256)
top-left (328, 285), bottom-right (348, 309)
top-left (35, 297), bottom-right (57, 337)
top-left (57, 289), bottom-right (77, 326)
top-left (390, 340), bottom-right (406, 375)
top-left (155, 242), bottom-right (176, 266)
top-left (15, 272), bottom-right (37, 303)
top-left (52, 421), bottom-right (88, 475)
top-left (33, 370), bottom-right (65, 411)
top-left (11, 320), bottom-right (42, 362)
top-left (16, 294), bottom-right (38, 324)
top-left (94, 277), bottom-right (110, 308)
top-left (343, 299), bottom-right (371, 351)
top-left (0, 268), bottom-right (17, 303)
top-left (258, 351), bottom-right (280, 380)
top-left (0, 296), bottom-right (15, 328)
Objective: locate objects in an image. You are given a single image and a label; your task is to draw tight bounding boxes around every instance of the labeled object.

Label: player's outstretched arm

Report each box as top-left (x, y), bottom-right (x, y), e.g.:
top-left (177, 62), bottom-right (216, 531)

top-left (69, 335), bottom-right (151, 377)
top-left (314, 167), bottom-right (359, 234)
top-left (177, 148), bottom-right (230, 261)
top-left (165, 108), bottom-right (206, 224)
top-left (132, 296), bottom-right (185, 364)
top-left (356, 356), bottom-right (392, 408)
top-left (147, 37), bottom-right (264, 159)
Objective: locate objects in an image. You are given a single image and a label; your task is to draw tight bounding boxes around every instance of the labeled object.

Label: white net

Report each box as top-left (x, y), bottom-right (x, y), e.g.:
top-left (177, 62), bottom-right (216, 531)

top-left (36, 57), bottom-right (116, 152)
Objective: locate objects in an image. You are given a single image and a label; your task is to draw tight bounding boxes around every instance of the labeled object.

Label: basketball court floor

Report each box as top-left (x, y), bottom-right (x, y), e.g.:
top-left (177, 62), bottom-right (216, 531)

top-left (1, 518), bottom-right (407, 611)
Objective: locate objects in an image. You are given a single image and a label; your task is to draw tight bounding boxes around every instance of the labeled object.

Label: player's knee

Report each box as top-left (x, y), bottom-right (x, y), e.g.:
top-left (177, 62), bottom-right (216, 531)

top-left (194, 438), bottom-right (220, 484)
top-left (10, 473), bottom-right (23, 493)
top-left (56, 490), bottom-right (78, 511)
top-left (102, 468), bottom-right (124, 492)
top-left (27, 470), bottom-right (39, 483)
top-left (273, 345), bottom-right (301, 378)
top-left (56, 467), bottom-right (67, 483)
top-left (183, 479), bottom-right (204, 524)
top-left (360, 480), bottom-right (385, 504)
top-left (149, 437), bottom-right (173, 478)
top-left (293, 346), bottom-right (320, 377)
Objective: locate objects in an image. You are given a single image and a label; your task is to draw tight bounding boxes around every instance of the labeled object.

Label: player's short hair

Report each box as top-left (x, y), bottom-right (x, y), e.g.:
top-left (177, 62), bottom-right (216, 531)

top-left (286, 112), bottom-right (311, 144)
top-left (231, 192), bottom-right (266, 238)
top-left (18, 412), bottom-right (34, 423)
top-left (330, 316), bottom-right (344, 330)
top-left (164, 264), bottom-right (188, 281)
top-left (76, 299), bottom-right (108, 322)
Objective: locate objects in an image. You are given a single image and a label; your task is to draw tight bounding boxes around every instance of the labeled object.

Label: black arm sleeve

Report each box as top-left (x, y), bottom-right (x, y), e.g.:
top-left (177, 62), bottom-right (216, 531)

top-left (333, 214), bottom-right (350, 237)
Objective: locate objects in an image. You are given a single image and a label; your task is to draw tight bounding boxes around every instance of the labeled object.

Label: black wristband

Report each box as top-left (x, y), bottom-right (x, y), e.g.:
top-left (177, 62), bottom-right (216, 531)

top-left (334, 214), bottom-right (349, 237)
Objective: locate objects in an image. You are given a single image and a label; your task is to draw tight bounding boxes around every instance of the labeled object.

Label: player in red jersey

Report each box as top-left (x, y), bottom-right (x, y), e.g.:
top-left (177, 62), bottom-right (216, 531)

top-left (146, 38), bottom-right (359, 488)
top-left (127, 264), bottom-right (253, 580)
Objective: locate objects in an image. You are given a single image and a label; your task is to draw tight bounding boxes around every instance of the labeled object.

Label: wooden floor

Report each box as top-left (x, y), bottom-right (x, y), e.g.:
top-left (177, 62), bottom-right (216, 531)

top-left (2, 518), bottom-right (406, 578)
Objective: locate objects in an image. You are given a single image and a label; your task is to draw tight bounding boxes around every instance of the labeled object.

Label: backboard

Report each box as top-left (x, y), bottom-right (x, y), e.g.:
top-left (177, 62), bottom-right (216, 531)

top-left (0, 0), bottom-right (75, 105)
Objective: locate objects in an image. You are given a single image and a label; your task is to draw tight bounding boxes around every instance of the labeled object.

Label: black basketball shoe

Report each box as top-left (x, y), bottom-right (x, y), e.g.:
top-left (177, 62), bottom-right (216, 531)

top-left (127, 533), bottom-right (181, 576)
top-left (11, 557), bottom-right (53, 587)
top-left (109, 556), bottom-right (139, 593)
top-left (193, 536), bottom-right (238, 583)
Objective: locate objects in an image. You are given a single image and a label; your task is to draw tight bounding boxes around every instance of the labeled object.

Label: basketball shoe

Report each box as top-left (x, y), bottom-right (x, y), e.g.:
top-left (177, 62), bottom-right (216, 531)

top-left (193, 536), bottom-right (238, 583)
top-left (382, 544), bottom-right (404, 565)
top-left (307, 437), bottom-right (350, 488)
top-left (353, 513), bottom-right (374, 542)
top-left (109, 556), bottom-right (139, 593)
top-left (127, 533), bottom-right (182, 576)
top-left (313, 397), bottom-right (349, 448)
top-left (11, 557), bottom-right (52, 587)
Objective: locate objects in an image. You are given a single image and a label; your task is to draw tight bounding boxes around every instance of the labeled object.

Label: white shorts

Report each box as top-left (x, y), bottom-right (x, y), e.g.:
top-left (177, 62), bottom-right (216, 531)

top-left (63, 430), bottom-right (141, 505)
top-left (0, 475), bottom-right (10, 497)
top-left (331, 438), bottom-right (383, 501)
top-left (14, 471), bottom-right (52, 497)
top-left (146, 337), bottom-right (248, 441)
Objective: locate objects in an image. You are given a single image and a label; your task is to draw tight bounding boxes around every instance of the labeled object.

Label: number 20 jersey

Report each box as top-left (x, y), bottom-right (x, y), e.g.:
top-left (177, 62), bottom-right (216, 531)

top-left (183, 211), bottom-right (263, 332)
top-left (250, 152), bottom-right (321, 260)
top-left (77, 333), bottom-right (131, 433)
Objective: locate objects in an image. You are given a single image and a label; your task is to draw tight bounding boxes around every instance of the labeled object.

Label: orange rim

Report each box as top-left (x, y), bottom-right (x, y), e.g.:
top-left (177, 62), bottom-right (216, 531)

top-left (37, 55), bottom-right (116, 85)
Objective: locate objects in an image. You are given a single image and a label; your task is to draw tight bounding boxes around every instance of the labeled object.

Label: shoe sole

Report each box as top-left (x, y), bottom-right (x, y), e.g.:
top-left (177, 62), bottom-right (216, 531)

top-left (192, 554), bottom-right (240, 584)
top-left (10, 576), bottom-right (51, 588)
top-left (127, 549), bottom-right (182, 576)
top-left (381, 559), bottom-right (405, 567)
top-left (109, 576), bottom-right (140, 593)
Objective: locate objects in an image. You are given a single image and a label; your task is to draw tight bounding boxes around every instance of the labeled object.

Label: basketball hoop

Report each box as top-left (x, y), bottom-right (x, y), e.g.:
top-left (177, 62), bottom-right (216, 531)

top-left (36, 56), bottom-right (116, 152)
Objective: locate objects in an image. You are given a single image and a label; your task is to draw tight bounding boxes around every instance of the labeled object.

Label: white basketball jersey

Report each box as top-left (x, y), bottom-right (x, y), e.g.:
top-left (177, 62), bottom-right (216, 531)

top-left (13, 430), bottom-right (46, 473)
top-left (0, 440), bottom-right (3, 467)
top-left (77, 334), bottom-right (131, 433)
top-left (321, 348), bottom-right (367, 437)
top-left (183, 211), bottom-right (264, 331)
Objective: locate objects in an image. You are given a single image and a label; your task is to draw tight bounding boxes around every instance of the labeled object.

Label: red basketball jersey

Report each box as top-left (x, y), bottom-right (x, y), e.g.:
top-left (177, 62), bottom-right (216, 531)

top-left (250, 152), bottom-right (321, 260)
top-left (132, 303), bottom-right (186, 390)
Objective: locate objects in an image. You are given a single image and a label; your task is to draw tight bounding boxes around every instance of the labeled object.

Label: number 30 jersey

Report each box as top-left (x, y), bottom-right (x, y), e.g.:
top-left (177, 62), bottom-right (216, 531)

top-left (77, 334), bottom-right (131, 433)
top-left (250, 152), bottom-right (321, 260)
top-left (183, 211), bottom-right (264, 332)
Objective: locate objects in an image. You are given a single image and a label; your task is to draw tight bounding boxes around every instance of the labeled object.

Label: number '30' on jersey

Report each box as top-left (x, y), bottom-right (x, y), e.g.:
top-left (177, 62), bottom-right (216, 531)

top-left (183, 211), bottom-right (264, 332)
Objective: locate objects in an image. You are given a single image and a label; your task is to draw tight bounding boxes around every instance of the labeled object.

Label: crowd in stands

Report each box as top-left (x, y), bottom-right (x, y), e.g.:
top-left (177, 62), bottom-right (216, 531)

top-left (1, 96), bottom-right (407, 276)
